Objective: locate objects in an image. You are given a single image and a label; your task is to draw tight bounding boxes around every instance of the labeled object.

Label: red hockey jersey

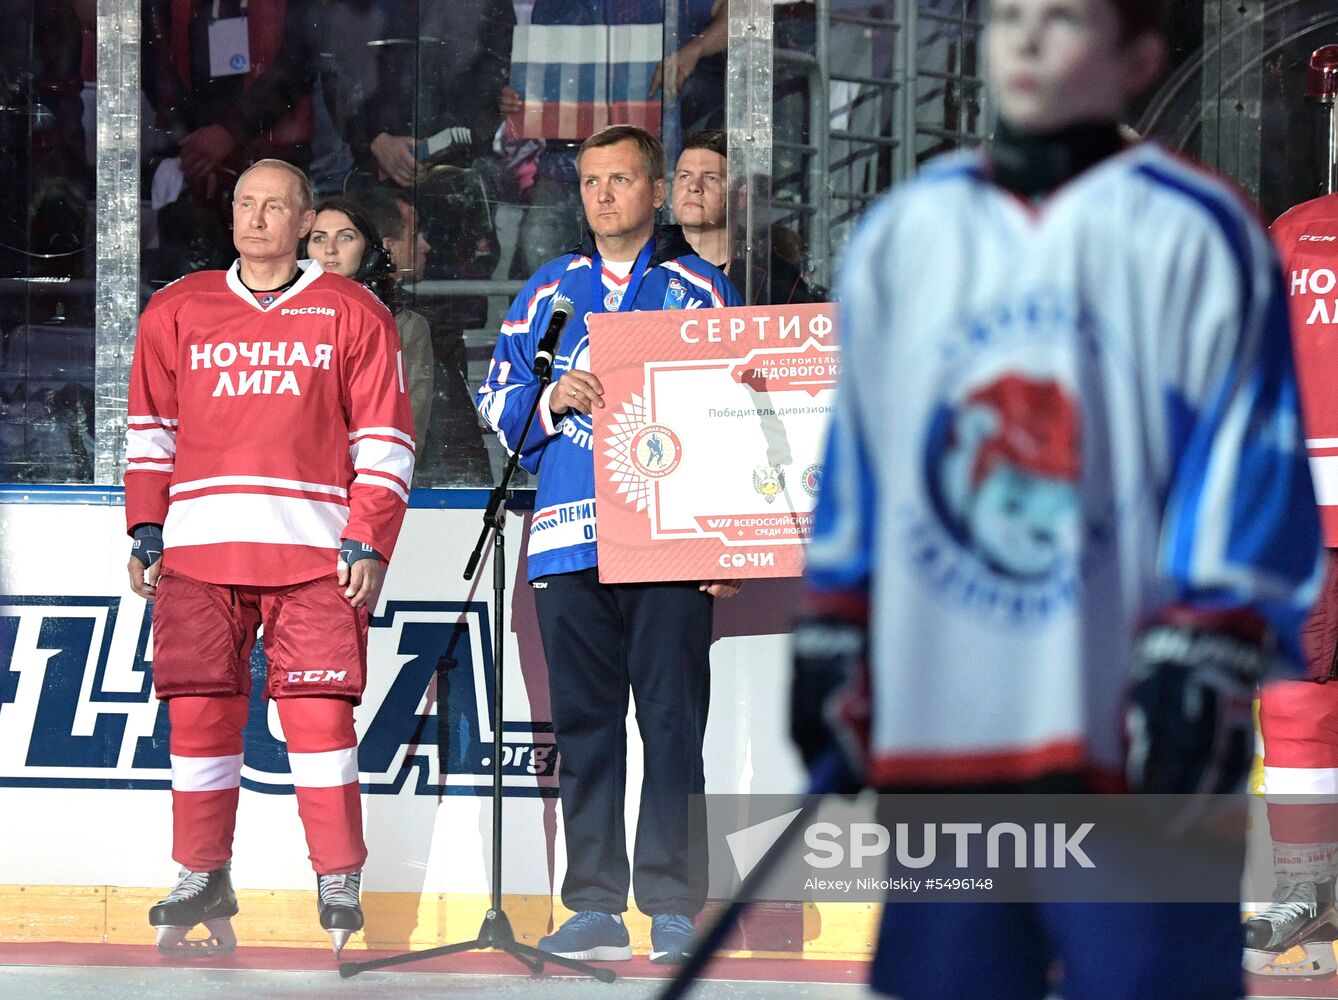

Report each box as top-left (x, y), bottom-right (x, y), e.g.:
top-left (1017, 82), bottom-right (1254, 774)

top-left (1274, 194), bottom-right (1338, 546)
top-left (125, 260), bottom-right (415, 587)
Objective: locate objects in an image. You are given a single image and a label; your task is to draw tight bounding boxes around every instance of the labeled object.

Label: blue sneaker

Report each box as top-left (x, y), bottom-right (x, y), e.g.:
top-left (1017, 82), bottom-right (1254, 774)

top-left (537, 910), bottom-right (632, 961)
top-left (650, 913), bottom-right (695, 963)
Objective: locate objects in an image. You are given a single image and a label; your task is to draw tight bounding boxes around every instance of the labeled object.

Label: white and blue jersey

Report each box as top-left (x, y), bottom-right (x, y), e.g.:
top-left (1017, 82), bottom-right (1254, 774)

top-left (478, 225), bottom-right (740, 581)
top-left (808, 141), bottom-right (1323, 787)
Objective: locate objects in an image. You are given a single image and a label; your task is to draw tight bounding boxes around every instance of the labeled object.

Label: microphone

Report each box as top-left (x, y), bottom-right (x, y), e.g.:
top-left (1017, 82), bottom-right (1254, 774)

top-left (532, 298), bottom-right (574, 379)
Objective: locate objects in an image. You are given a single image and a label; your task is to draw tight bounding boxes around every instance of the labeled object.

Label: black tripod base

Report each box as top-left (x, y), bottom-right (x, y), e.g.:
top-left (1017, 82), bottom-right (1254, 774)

top-left (338, 908), bottom-right (617, 983)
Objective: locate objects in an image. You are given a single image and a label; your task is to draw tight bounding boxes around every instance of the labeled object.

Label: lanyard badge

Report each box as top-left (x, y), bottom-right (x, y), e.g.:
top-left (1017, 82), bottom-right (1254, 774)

top-left (207, 0), bottom-right (251, 78)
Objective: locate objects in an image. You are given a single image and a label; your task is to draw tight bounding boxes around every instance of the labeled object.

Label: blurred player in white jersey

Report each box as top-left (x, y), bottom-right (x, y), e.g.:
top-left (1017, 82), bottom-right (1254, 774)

top-left (794, 0), bottom-right (1324, 996)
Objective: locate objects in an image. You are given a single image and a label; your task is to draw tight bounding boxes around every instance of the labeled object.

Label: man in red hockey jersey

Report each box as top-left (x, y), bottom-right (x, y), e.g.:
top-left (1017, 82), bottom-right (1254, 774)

top-left (124, 158), bottom-right (415, 958)
top-left (1245, 194), bottom-right (1338, 974)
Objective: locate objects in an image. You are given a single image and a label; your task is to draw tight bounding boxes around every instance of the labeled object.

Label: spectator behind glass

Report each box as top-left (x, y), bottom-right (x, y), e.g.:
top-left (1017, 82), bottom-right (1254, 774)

top-left (323, 1), bottom-right (510, 485)
top-left (671, 129), bottom-right (824, 304)
top-left (646, 0), bottom-right (724, 134)
top-left (652, 1), bottom-right (816, 204)
top-left (337, 0), bottom-right (512, 296)
top-left (357, 183), bottom-right (489, 485)
top-left (338, 0), bottom-right (514, 190)
top-left (0, 1), bottom-right (98, 485)
top-left (141, 0), bottom-right (325, 282)
top-left (503, 0), bottom-right (721, 279)
top-left (305, 195), bottom-right (433, 475)
top-left (305, 196), bottom-right (397, 306)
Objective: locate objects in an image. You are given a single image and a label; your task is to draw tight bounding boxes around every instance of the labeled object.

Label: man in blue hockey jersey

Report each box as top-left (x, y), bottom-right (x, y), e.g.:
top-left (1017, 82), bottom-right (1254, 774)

top-left (792, 0), bottom-right (1324, 997)
top-left (477, 124), bottom-right (743, 964)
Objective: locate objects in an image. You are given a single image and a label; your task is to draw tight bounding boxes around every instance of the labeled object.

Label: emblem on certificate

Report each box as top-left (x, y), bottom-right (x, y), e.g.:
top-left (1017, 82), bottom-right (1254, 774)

top-left (752, 464), bottom-right (786, 504)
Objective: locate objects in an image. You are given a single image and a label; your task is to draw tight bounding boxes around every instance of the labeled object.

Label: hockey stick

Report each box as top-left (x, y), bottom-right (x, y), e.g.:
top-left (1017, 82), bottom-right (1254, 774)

top-left (654, 751), bottom-right (854, 1000)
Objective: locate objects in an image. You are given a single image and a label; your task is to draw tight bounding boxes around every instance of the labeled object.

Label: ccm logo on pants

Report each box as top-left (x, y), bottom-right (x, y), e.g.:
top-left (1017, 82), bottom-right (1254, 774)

top-left (288, 670), bottom-right (349, 684)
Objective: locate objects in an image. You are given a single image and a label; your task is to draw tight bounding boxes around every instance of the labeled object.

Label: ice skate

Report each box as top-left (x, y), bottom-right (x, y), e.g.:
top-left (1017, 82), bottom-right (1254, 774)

top-left (1244, 879), bottom-right (1338, 978)
top-left (317, 871), bottom-right (363, 957)
top-left (148, 864), bottom-right (239, 958)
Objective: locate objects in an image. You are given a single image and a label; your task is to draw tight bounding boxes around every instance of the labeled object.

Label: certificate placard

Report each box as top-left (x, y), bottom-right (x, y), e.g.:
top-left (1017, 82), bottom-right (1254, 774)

top-left (589, 303), bottom-right (838, 583)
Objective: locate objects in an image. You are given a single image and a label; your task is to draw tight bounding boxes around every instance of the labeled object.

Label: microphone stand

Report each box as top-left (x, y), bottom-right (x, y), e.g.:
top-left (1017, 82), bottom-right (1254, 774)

top-left (340, 368), bottom-right (614, 984)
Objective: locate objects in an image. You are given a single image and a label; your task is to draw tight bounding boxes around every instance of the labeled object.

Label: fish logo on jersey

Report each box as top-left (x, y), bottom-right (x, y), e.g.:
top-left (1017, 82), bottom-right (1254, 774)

top-left (905, 364), bottom-right (1087, 630)
top-left (900, 289), bottom-right (1123, 629)
top-left (935, 373), bottom-right (1081, 581)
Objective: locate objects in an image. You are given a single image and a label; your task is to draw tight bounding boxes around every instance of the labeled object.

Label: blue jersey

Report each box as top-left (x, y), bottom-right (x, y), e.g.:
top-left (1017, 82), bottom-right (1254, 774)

top-left (478, 226), bottom-right (741, 581)
top-left (807, 142), bottom-right (1323, 786)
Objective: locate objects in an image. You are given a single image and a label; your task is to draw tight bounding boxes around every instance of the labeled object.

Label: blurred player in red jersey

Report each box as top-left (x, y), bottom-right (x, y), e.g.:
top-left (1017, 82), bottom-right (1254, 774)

top-left (1246, 43), bottom-right (1338, 977)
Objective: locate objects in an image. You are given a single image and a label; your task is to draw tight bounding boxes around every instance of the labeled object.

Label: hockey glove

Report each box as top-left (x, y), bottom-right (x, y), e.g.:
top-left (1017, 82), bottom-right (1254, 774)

top-left (130, 523), bottom-right (164, 568)
top-left (339, 538), bottom-right (384, 567)
top-left (1125, 607), bottom-right (1269, 798)
top-left (791, 612), bottom-right (869, 790)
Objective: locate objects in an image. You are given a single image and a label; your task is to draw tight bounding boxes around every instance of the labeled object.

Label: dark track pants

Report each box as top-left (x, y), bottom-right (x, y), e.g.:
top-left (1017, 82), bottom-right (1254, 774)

top-left (533, 568), bottom-right (713, 916)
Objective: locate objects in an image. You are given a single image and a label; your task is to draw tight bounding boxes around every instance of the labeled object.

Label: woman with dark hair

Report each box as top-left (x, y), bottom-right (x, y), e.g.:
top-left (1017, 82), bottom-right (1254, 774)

top-left (307, 197), bottom-right (398, 308)
top-left (306, 197), bottom-right (433, 468)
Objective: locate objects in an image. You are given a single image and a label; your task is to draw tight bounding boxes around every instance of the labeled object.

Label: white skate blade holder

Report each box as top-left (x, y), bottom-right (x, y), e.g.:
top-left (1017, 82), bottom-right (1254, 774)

top-left (155, 917), bottom-right (237, 958)
top-left (1245, 942), bottom-right (1338, 978)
